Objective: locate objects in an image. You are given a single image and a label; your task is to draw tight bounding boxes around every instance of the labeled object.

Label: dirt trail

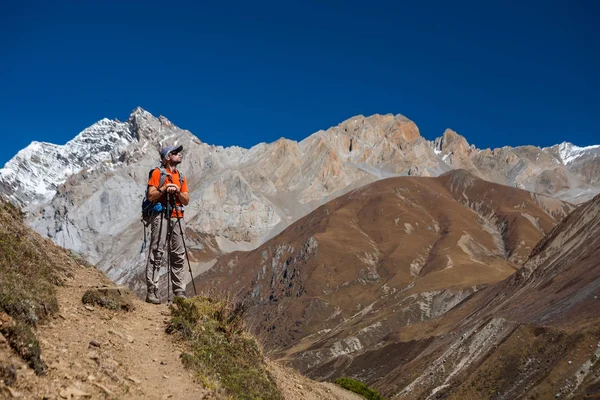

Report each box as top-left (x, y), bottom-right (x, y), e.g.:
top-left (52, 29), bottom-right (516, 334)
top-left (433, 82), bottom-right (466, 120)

top-left (1, 265), bottom-right (361, 399)
top-left (2, 265), bottom-right (205, 399)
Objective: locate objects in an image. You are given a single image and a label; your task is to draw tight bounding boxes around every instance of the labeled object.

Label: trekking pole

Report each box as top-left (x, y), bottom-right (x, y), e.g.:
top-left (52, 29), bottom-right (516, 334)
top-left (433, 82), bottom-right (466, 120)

top-left (165, 199), bottom-right (173, 304)
top-left (172, 194), bottom-right (197, 296)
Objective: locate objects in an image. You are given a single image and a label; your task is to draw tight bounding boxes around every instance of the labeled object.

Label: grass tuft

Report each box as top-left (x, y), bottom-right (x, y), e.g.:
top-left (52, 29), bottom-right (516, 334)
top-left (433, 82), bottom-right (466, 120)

top-left (81, 289), bottom-right (134, 311)
top-left (167, 296), bottom-right (283, 400)
top-left (1, 321), bottom-right (46, 375)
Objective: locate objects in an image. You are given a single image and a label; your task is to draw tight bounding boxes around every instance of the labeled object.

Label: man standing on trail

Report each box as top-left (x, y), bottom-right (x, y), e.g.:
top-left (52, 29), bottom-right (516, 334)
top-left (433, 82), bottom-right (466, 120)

top-left (144, 145), bottom-right (189, 304)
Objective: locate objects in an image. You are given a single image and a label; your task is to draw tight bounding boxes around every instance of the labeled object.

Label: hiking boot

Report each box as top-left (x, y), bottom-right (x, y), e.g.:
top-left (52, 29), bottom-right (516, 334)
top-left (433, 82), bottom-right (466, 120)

top-left (173, 291), bottom-right (187, 299)
top-left (146, 291), bottom-right (161, 304)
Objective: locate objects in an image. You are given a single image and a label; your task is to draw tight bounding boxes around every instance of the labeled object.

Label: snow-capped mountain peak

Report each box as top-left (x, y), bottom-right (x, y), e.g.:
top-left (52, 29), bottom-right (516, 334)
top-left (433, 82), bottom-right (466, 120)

top-left (0, 118), bottom-right (135, 207)
top-left (558, 141), bottom-right (600, 165)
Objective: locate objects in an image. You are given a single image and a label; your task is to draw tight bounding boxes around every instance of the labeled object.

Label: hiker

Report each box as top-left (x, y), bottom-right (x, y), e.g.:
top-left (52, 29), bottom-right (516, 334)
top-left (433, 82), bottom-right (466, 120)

top-left (144, 145), bottom-right (190, 304)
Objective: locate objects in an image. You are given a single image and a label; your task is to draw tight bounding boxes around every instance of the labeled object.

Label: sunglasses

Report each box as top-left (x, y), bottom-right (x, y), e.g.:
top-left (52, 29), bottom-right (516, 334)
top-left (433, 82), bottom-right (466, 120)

top-left (170, 151), bottom-right (182, 156)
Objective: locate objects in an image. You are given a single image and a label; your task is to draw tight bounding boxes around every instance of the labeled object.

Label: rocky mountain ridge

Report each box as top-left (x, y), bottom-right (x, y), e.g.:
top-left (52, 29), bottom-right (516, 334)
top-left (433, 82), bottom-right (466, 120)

top-left (0, 118), bottom-right (135, 206)
top-left (0, 108), bottom-right (598, 289)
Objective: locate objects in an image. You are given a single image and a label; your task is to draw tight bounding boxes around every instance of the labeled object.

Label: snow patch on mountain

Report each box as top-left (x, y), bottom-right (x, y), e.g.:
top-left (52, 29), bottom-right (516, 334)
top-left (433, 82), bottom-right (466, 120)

top-left (558, 142), bottom-right (600, 165)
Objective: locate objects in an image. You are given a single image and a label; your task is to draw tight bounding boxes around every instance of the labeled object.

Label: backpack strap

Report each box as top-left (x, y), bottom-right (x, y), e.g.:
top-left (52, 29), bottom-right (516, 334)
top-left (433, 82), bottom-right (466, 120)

top-left (158, 167), bottom-right (169, 189)
top-left (145, 167), bottom-right (170, 193)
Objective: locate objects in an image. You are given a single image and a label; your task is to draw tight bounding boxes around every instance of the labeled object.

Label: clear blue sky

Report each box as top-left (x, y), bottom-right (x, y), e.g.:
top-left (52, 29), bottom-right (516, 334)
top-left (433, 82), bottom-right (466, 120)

top-left (2, 1), bottom-right (599, 166)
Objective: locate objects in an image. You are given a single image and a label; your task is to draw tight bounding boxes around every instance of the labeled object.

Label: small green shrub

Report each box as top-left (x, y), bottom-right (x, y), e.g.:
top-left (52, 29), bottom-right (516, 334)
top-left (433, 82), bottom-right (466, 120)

top-left (334, 377), bottom-right (385, 400)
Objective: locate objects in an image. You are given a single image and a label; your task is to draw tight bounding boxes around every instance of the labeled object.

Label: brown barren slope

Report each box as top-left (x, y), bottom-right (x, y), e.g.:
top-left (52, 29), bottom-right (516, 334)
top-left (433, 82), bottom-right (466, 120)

top-left (191, 171), bottom-right (574, 384)
top-left (376, 192), bottom-right (600, 399)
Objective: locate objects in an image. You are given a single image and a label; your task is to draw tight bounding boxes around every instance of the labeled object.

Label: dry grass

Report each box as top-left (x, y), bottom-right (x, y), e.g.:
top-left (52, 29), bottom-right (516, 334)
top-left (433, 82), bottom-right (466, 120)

top-left (0, 199), bottom-right (78, 375)
top-left (167, 296), bottom-right (283, 400)
top-left (0, 201), bottom-right (62, 326)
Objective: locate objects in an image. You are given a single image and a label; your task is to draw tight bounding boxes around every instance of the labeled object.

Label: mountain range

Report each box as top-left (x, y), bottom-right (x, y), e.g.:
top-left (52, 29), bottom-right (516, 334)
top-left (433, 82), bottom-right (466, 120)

top-left (0, 107), bottom-right (598, 290)
top-left (1, 107), bottom-right (599, 398)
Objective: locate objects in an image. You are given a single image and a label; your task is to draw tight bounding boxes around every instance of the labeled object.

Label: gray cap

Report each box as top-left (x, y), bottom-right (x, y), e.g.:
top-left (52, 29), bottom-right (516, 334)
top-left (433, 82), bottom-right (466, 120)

top-left (159, 145), bottom-right (183, 160)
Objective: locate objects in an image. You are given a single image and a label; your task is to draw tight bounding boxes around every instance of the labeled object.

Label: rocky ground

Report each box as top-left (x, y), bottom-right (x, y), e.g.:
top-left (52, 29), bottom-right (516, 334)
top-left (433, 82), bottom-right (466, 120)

top-left (0, 264), bottom-right (361, 399)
